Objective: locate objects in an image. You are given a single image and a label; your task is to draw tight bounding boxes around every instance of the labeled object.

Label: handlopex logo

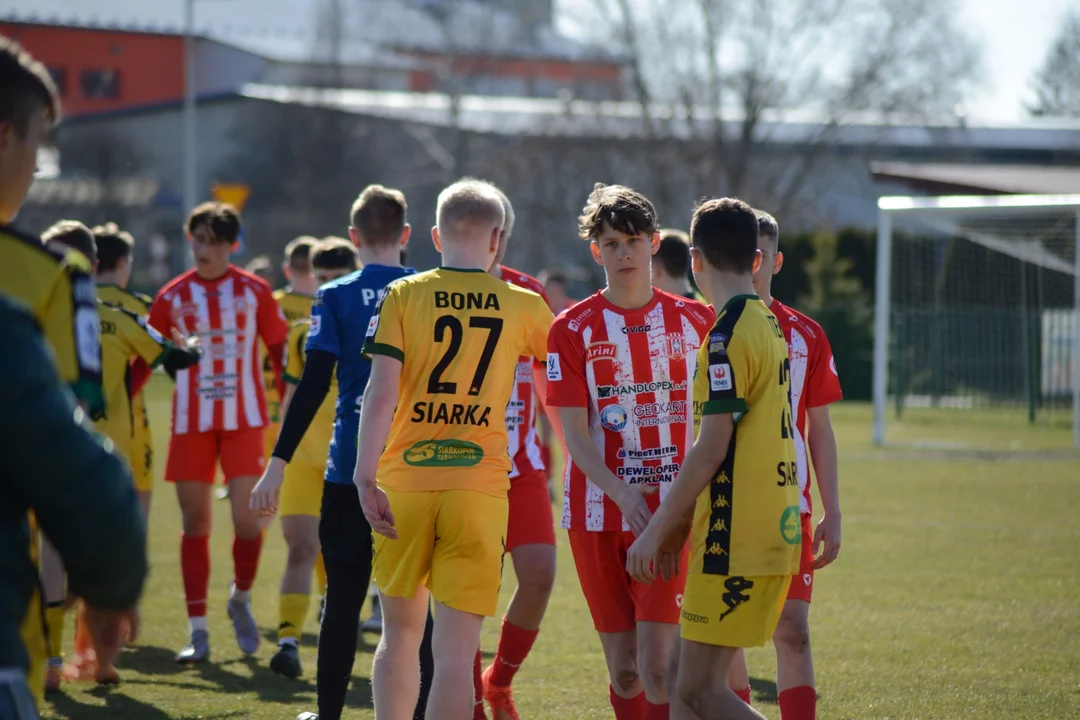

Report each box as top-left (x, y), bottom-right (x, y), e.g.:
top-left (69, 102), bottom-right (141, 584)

top-left (585, 342), bottom-right (618, 363)
top-left (596, 380), bottom-right (687, 399)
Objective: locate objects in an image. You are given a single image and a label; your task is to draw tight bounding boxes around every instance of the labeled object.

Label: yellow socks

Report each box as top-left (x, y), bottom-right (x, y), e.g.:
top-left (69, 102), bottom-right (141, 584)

top-left (314, 552), bottom-right (328, 596)
top-left (278, 593), bottom-right (311, 643)
top-left (45, 602), bottom-right (66, 658)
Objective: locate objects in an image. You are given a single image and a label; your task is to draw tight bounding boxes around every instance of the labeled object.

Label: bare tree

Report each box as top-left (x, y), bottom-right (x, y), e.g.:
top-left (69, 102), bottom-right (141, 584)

top-left (1028, 9), bottom-right (1080, 117)
top-left (581, 0), bottom-right (981, 223)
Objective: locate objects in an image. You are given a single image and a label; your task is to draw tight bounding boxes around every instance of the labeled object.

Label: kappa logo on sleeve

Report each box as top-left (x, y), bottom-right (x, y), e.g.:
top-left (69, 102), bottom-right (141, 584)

top-left (709, 363), bottom-right (732, 391)
top-left (547, 352), bottom-right (562, 381)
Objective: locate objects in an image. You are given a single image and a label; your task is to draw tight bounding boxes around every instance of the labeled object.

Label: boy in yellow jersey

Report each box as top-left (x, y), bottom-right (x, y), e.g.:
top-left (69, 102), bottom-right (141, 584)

top-left (0, 36), bottom-right (110, 715)
top-left (266, 239), bottom-right (358, 679)
top-left (42, 221), bottom-right (201, 686)
top-left (626, 198), bottom-right (799, 720)
top-left (93, 223), bottom-right (158, 516)
top-left (358, 179), bottom-right (552, 720)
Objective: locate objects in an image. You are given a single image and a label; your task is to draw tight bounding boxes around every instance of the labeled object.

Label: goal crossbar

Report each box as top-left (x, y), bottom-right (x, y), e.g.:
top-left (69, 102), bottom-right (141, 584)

top-left (873, 194), bottom-right (1080, 449)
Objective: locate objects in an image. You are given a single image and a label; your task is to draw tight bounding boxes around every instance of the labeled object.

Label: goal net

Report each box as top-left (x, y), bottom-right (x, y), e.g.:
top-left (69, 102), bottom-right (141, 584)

top-left (873, 195), bottom-right (1080, 450)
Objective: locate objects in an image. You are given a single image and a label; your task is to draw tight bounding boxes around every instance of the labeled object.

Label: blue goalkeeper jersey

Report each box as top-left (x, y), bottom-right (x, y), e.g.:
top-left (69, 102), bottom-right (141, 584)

top-left (307, 264), bottom-right (415, 484)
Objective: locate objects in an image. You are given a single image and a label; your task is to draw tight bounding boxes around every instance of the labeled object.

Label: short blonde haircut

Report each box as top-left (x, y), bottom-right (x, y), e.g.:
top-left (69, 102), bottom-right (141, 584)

top-left (436, 179), bottom-right (505, 244)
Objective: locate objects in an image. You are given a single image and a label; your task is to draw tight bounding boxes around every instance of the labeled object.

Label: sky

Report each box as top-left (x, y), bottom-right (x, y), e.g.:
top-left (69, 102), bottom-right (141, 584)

top-left (558, 0), bottom-right (1076, 126)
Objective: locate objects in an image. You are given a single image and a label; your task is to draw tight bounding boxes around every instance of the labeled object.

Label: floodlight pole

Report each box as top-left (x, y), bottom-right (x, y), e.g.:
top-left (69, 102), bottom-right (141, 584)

top-left (1073, 210), bottom-right (1080, 449)
top-left (183, 0), bottom-right (197, 228)
top-left (872, 207), bottom-right (892, 446)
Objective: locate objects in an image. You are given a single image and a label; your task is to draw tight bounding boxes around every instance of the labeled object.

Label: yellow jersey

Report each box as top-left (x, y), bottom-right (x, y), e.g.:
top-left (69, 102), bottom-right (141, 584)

top-left (284, 319), bottom-right (337, 467)
top-left (97, 284), bottom-right (154, 465)
top-left (94, 302), bottom-right (171, 463)
top-left (0, 225), bottom-right (104, 417)
top-left (264, 289), bottom-right (313, 422)
top-left (690, 294), bottom-right (800, 577)
top-left (364, 268), bottom-right (552, 497)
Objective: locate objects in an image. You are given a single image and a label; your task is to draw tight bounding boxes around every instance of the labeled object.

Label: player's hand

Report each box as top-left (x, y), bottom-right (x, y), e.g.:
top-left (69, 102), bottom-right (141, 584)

top-left (171, 327), bottom-right (201, 353)
top-left (82, 605), bottom-right (140, 668)
top-left (614, 484), bottom-right (657, 537)
top-left (626, 524), bottom-right (663, 584)
top-left (359, 483), bottom-right (397, 539)
top-left (250, 460), bottom-right (286, 516)
top-left (812, 512), bottom-right (841, 569)
top-left (657, 513), bottom-right (692, 581)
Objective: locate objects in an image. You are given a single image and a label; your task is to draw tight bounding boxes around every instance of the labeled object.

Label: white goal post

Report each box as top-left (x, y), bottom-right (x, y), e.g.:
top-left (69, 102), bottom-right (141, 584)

top-left (873, 194), bottom-right (1080, 449)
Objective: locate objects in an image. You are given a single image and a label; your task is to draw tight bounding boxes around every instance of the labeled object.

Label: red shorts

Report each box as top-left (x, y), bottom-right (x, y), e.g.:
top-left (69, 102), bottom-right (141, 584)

top-left (506, 469), bottom-right (556, 551)
top-left (165, 427), bottom-right (266, 484)
top-left (786, 514), bottom-right (814, 603)
top-left (568, 529), bottom-right (688, 634)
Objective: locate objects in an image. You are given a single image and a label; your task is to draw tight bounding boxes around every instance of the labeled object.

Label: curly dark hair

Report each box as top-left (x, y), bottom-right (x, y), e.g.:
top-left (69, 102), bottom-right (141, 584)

top-left (577, 183), bottom-right (658, 241)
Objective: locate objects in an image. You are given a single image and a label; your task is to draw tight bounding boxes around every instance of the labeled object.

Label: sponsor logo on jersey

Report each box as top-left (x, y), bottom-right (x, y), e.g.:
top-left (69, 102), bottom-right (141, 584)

top-left (622, 323), bottom-right (651, 334)
top-left (633, 401), bottom-right (686, 418)
top-left (567, 307), bottom-right (593, 332)
top-left (404, 439), bottom-right (484, 467)
top-left (780, 506), bottom-right (801, 545)
top-left (546, 353), bottom-right (562, 381)
top-left (599, 404), bottom-right (627, 432)
top-left (709, 363), bottom-right (732, 391)
top-left (309, 314), bottom-right (321, 337)
top-left (616, 463), bottom-right (679, 483)
top-left (597, 380), bottom-right (687, 399)
top-left (366, 314), bottom-right (379, 337)
top-left (617, 445), bottom-right (677, 460)
top-left (585, 342), bottom-right (617, 363)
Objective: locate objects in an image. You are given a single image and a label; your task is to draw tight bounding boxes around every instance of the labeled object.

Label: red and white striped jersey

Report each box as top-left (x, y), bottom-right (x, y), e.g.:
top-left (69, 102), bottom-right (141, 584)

top-left (770, 299), bottom-right (843, 515)
top-left (546, 289), bottom-right (713, 532)
top-left (149, 266), bottom-right (289, 435)
top-left (499, 265), bottom-right (549, 479)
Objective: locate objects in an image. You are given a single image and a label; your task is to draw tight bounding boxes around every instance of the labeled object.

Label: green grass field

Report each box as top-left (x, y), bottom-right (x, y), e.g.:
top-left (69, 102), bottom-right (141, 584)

top-left (41, 376), bottom-right (1080, 719)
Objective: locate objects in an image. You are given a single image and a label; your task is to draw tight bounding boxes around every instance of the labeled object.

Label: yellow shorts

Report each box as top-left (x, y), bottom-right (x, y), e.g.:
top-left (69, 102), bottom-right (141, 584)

top-left (680, 573), bottom-right (791, 648)
top-left (130, 435), bottom-right (154, 493)
top-left (372, 488), bottom-right (508, 617)
top-left (280, 460), bottom-right (325, 517)
top-left (265, 421), bottom-right (280, 461)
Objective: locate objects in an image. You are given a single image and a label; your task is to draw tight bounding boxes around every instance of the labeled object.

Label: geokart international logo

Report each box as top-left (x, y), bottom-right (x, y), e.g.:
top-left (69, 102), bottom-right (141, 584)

top-left (600, 404), bottom-right (628, 432)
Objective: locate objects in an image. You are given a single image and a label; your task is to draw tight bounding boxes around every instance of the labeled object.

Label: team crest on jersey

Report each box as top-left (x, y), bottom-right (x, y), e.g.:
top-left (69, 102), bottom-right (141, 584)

top-left (709, 363), bottom-right (732, 391)
top-left (585, 342), bottom-right (617, 363)
top-left (663, 334), bottom-right (687, 360)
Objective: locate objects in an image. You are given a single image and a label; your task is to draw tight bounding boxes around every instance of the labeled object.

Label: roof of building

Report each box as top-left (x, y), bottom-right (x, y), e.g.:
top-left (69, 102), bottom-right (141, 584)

top-left (238, 83), bottom-right (1080, 152)
top-left (870, 162), bottom-right (1080, 195)
top-left (0, 0), bottom-right (618, 65)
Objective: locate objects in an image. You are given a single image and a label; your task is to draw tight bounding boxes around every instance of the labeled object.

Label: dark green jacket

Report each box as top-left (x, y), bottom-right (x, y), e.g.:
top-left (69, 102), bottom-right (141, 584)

top-left (0, 296), bottom-right (147, 672)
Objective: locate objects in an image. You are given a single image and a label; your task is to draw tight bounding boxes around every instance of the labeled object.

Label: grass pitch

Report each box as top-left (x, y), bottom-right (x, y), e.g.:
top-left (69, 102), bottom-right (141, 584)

top-left (41, 377), bottom-right (1080, 719)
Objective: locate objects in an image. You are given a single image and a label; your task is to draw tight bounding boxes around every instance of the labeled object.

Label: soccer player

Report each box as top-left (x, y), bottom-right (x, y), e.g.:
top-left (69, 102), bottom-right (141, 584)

top-left (250, 185), bottom-right (430, 720)
top-left (538, 268), bottom-right (577, 315)
top-left (0, 293), bottom-right (147, 720)
top-left (653, 229), bottom-right (698, 300)
top-left (476, 187), bottom-right (557, 720)
top-left (626, 198), bottom-right (801, 720)
top-left (546, 183), bottom-right (713, 720)
top-left (262, 239), bottom-right (358, 679)
top-left (722, 210), bottom-right (843, 719)
top-left (0, 37), bottom-right (106, 711)
top-left (93, 222), bottom-right (160, 519)
top-left (41, 221), bottom-right (201, 685)
top-left (148, 201), bottom-right (290, 663)
top-left (358, 179), bottom-right (551, 720)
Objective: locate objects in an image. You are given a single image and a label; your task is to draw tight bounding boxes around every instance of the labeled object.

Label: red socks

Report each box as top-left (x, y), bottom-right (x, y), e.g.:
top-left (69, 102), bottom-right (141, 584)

top-left (473, 650), bottom-right (486, 719)
top-left (180, 533), bottom-right (210, 618)
top-left (609, 686), bottom-right (645, 720)
top-left (778, 685), bottom-right (817, 720)
top-left (734, 686), bottom-right (752, 705)
top-left (644, 701), bottom-right (669, 719)
top-left (488, 619), bottom-right (540, 688)
top-left (232, 534), bottom-right (264, 592)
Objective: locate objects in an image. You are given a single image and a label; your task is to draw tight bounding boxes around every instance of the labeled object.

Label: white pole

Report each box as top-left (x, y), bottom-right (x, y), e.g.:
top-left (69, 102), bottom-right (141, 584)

top-left (872, 208), bottom-right (892, 446)
top-left (183, 0), bottom-right (197, 231)
top-left (1072, 210), bottom-right (1079, 449)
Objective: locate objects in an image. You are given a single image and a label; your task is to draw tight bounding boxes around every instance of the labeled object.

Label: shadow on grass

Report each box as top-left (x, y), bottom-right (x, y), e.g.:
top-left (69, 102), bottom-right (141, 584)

top-left (749, 676), bottom-right (778, 704)
top-left (49, 686), bottom-right (176, 719)
top-left (256, 626), bottom-right (382, 653)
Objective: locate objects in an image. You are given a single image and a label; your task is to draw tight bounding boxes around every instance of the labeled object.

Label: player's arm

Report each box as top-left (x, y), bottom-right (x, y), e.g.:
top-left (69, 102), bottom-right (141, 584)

top-left (44, 255), bottom-right (106, 418)
top-left (0, 301), bottom-right (147, 612)
top-left (256, 283), bottom-right (290, 399)
top-left (118, 305), bottom-right (201, 372)
top-left (807, 405), bottom-right (840, 568)
top-left (627, 333), bottom-right (750, 583)
top-left (354, 286), bottom-right (407, 538)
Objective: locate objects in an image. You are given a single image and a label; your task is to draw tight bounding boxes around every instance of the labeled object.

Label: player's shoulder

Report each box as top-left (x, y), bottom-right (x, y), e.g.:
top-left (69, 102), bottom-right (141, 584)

top-left (771, 299), bottom-right (825, 341)
top-left (232, 266), bottom-right (274, 294)
top-left (99, 284), bottom-right (151, 313)
top-left (712, 293), bottom-right (763, 338)
top-left (0, 224), bottom-right (66, 267)
top-left (155, 268), bottom-right (197, 301)
top-left (655, 289), bottom-right (714, 326)
top-left (551, 292), bottom-right (603, 335)
top-left (499, 265), bottom-right (545, 295)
